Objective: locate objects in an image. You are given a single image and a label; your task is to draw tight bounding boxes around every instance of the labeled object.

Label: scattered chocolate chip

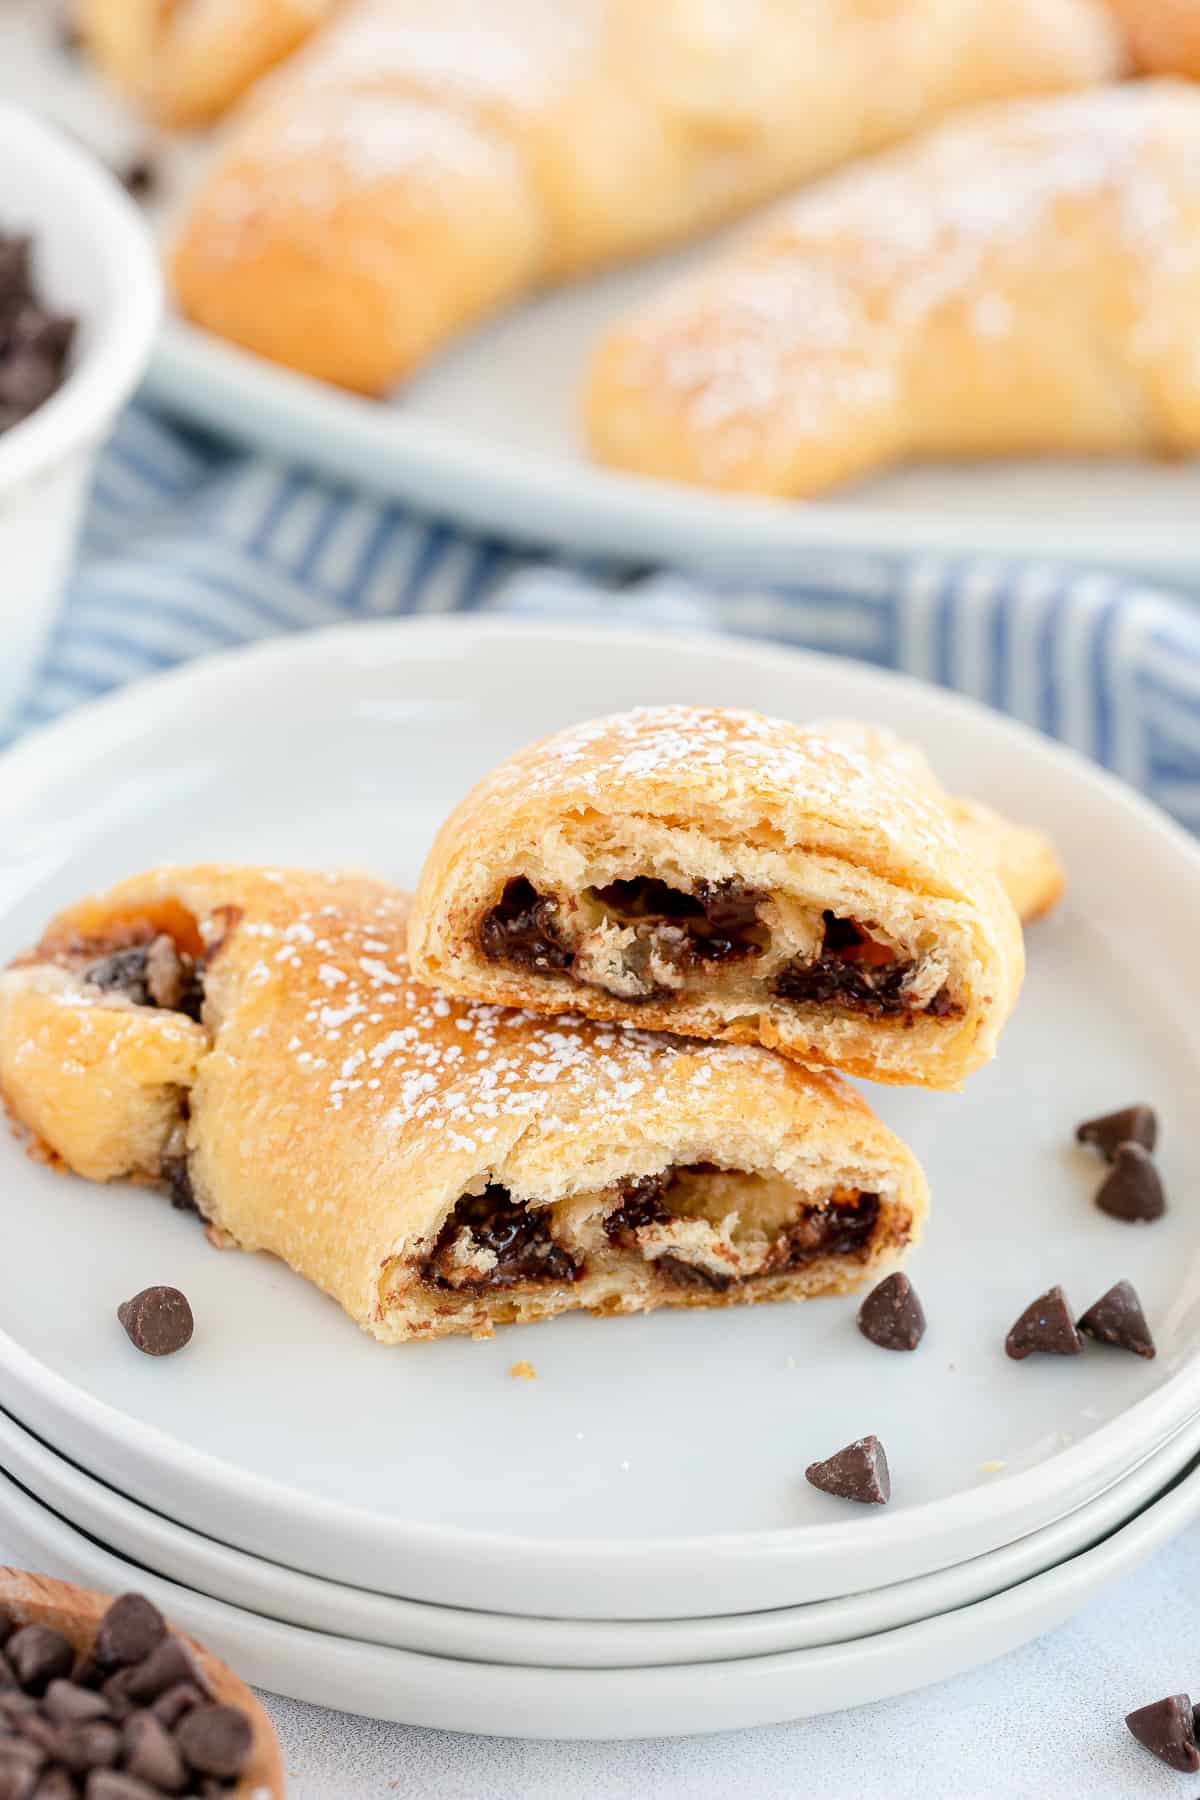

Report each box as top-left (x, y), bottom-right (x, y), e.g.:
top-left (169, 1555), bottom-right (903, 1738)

top-left (1096, 1142), bottom-right (1166, 1224)
top-left (0, 236), bottom-right (76, 437)
top-left (1076, 1103), bottom-right (1158, 1161)
top-left (1076, 1279), bottom-right (1157, 1359)
top-left (94, 1598), bottom-right (165, 1674)
top-left (856, 1272), bottom-right (926, 1351)
top-left (117, 157), bottom-right (157, 202)
top-left (122, 1711), bottom-right (185, 1793)
top-left (13, 1716), bottom-right (57, 1757)
top-left (0, 1653), bottom-right (17, 1695)
top-left (174, 1704), bottom-right (252, 1781)
top-left (6, 1629), bottom-right (74, 1696)
top-left (42, 1681), bottom-right (110, 1725)
top-left (70, 1653), bottom-right (102, 1692)
top-left (147, 1686), bottom-right (200, 1731)
top-left (0, 1738), bottom-right (45, 1797)
top-left (98, 1672), bottom-right (134, 1725)
top-left (0, 1611), bottom-right (13, 1649)
top-left (1125, 1693), bottom-right (1200, 1771)
top-left (1005, 1285), bottom-right (1083, 1360)
top-left (123, 1641), bottom-right (206, 1708)
top-left (116, 1289), bottom-right (193, 1358)
top-left (54, 1719), bottom-right (120, 1775)
top-left (805, 1435), bottom-right (891, 1505)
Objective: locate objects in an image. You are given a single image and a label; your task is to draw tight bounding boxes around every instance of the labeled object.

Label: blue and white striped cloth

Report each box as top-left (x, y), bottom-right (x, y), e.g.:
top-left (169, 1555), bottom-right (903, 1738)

top-left (11, 403), bottom-right (1200, 836)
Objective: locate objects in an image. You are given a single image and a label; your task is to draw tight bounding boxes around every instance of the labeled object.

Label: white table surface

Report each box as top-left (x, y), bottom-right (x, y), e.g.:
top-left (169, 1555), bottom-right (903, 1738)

top-left (0, 1517), bottom-right (1192, 1797)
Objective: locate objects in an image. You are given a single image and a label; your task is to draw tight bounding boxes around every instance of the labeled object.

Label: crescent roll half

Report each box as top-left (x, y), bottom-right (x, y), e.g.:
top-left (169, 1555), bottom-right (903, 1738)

top-left (0, 867), bottom-right (927, 1344)
top-left (408, 709), bottom-right (1048, 1089)
top-left (167, 0), bottom-right (1121, 393)
top-left (585, 81), bottom-right (1200, 496)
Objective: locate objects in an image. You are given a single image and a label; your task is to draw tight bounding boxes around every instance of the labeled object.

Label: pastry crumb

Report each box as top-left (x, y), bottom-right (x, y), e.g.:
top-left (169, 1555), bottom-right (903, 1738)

top-left (980, 1459), bottom-right (1006, 1474)
top-left (509, 1360), bottom-right (537, 1381)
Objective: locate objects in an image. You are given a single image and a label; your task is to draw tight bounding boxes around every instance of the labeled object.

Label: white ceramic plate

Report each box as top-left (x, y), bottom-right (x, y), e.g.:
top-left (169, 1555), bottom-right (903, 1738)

top-left (8, 5), bottom-right (1200, 579)
top-left (1, 618), bottom-right (1199, 1620)
top-left (3, 1453), bottom-right (1199, 1737)
top-left (4, 1403), bottom-right (1199, 1670)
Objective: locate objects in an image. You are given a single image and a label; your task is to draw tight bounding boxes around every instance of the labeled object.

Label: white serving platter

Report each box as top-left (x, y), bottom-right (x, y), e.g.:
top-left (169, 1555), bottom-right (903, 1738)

top-left (2, 1403), bottom-right (1198, 1670)
top-left (3, 1452), bottom-right (1199, 1738)
top-left (0, 618), bottom-right (1198, 1619)
top-left (6, 4), bottom-right (1200, 579)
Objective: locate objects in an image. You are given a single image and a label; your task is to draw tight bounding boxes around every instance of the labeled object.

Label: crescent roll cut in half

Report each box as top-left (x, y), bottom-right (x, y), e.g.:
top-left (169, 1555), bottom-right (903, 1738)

top-left (81, 0), bottom-right (344, 128)
top-left (0, 866), bottom-right (927, 1343)
top-left (168, 0), bottom-right (1122, 393)
top-left (585, 81), bottom-right (1200, 497)
top-left (408, 709), bottom-right (1048, 1090)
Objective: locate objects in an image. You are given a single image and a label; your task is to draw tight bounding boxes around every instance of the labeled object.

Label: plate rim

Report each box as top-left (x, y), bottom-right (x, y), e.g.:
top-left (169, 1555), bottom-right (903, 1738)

top-left (145, 318), bottom-right (1200, 579)
top-left (2, 614), bottom-right (1199, 1585)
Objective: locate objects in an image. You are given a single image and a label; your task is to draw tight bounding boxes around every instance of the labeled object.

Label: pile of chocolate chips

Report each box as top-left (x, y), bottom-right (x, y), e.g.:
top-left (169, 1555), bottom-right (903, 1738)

top-left (0, 236), bottom-right (76, 436)
top-left (0, 1591), bottom-right (255, 1796)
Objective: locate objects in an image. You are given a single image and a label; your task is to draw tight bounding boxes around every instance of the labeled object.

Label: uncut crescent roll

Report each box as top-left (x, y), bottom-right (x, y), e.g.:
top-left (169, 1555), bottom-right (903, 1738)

top-left (408, 708), bottom-right (1045, 1090)
top-left (81, 0), bottom-right (343, 128)
top-left (167, 0), bottom-right (1121, 393)
top-left (0, 867), bottom-right (927, 1344)
top-left (585, 81), bottom-right (1200, 496)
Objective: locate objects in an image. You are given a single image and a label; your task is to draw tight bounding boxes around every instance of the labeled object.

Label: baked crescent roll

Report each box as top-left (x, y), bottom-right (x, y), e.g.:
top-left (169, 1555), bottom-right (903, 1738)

top-left (1107, 0), bottom-right (1200, 77)
top-left (168, 0), bottom-right (1122, 393)
top-left (0, 866), bottom-right (927, 1343)
top-left (81, 0), bottom-right (343, 129)
top-left (585, 81), bottom-right (1200, 496)
top-left (408, 708), bottom-right (1039, 1090)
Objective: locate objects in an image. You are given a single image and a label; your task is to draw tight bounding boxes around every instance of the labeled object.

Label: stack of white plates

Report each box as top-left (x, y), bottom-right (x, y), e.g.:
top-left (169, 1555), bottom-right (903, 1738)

top-left (2, 620), bottom-right (1200, 1738)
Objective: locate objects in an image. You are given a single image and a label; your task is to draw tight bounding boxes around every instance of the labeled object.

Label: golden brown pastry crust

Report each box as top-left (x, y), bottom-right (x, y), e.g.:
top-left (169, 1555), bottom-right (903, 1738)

top-left (0, 867), bottom-right (927, 1343)
top-left (585, 81), bottom-right (1200, 496)
top-left (169, 0), bottom-right (1121, 393)
top-left (408, 708), bottom-right (1032, 1089)
top-left (82, 0), bottom-right (343, 128)
top-left (1108, 0), bottom-right (1200, 77)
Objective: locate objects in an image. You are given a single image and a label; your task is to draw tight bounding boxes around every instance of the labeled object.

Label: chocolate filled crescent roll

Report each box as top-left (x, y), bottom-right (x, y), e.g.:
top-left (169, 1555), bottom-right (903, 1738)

top-left (0, 867), bottom-right (927, 1343)
top-left (409, 707), bottom-right (1049, 1089)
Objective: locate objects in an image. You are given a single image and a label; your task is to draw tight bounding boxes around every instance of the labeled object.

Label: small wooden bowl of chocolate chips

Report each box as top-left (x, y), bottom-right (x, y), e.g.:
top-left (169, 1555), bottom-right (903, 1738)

top-left (0, 1568), bottom-right (284, 1797)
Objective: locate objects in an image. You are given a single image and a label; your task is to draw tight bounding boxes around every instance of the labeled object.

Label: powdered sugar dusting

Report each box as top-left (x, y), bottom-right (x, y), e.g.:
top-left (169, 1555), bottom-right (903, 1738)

top-left (227, 880), bottom-right (786, 1154)
top-left (475, 705), bottom-right (967, 884)
top-left (609, 83), bottom-right (1200, 464)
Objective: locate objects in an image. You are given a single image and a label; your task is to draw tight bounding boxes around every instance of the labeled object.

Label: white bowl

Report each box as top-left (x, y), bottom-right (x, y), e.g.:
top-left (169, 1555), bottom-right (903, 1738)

top-left (0, 104), bottom-right (161, 726)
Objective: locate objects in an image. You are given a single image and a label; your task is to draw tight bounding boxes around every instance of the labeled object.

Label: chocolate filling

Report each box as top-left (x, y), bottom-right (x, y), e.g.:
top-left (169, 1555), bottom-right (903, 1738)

top-left (478, 880), bottom-right (958, 1019)
top-left (425, 1186), bottom-right (582, 1289)
top-left (421, 1170), bottom-right (883, 1299)
top-left (773, 914), bottom-right (959, 1019)
top-left (83, 934), bottom-right (205, 1023)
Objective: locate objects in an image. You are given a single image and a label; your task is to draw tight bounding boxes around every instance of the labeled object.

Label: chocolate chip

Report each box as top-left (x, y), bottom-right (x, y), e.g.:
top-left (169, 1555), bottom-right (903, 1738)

top-left (1125, 1693), bottom-right (1200, 1771)
top-left (31, 1768), bottom-right (76, 1800)
top-left (0, 1739), bottom-right (44, 1799)
top-left (1005, 1285), bottom-right (1083, 1360)
top-left (1076, 1279), bottom-right (1157, 1359)
top-left (146, 1687), bottom-right (200, 1731)
top-left (98, 1673), bottom-right (133, 1725)
top-left (116, 1289), bottom-right (193, 1358)
top-left (856, 1272), bottom-right (926, 1351)
top-left (0, 1611), bottom-right (14, 1649)
top-left (11, 1718), bottom-right (56, 1757)
top-left (94, 1599), bottom-right (165, 1674)
top-left (69, 1655), bottom-right (102, 1692)
top-left (6, 1630), bottom-right (74, 1696)
top-left (805, 1435), bottom-right (891, 1505)
top-left (1076, 1104), bottom-right (1158, 1161)
top-left (123, 1642), bottom-right (206, 1708)
top-left (1095, 1142), bottom-right (1166, 1224)
top-left (43, 1682), bottom-right (110, 1725)
top-left (122, 1713), bottom-right (185, 1793)
top-left (0, 1652), bottom-right (17, 1694)
top-left (117, 157), bottom-right (157, 202)
top-left (174, 1704), bottom-right (252, 1781)
top-left (54, 1720), bottom-right (120, 1775)
top-left (84, 1775), bottom-right (162, 1800)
